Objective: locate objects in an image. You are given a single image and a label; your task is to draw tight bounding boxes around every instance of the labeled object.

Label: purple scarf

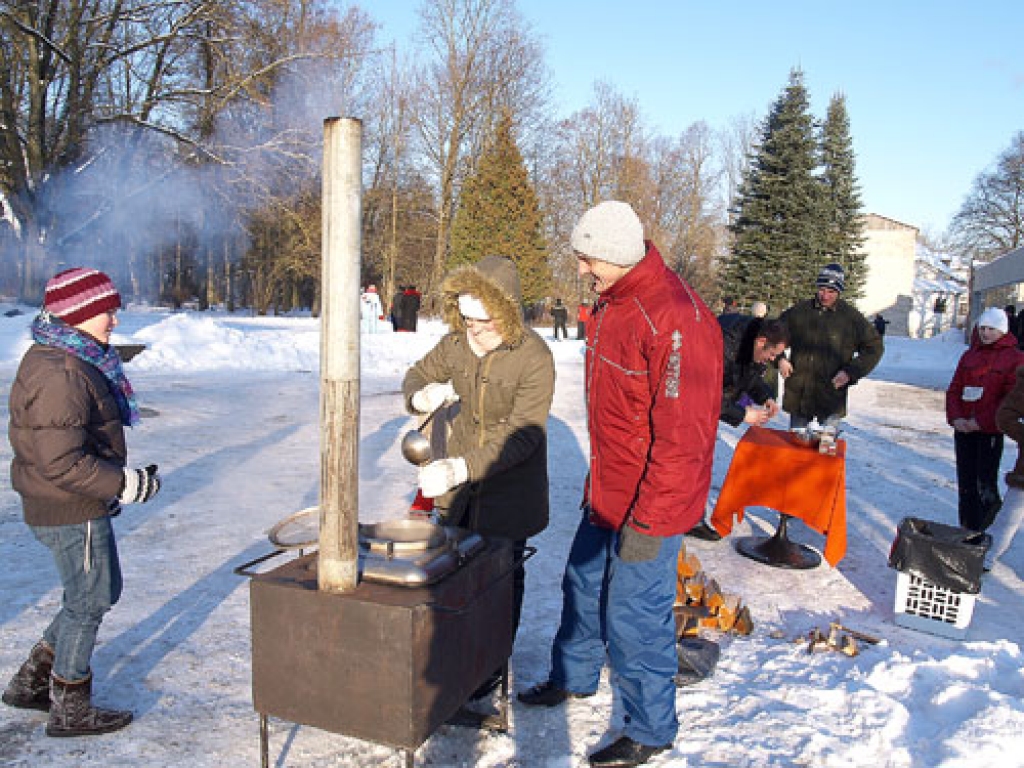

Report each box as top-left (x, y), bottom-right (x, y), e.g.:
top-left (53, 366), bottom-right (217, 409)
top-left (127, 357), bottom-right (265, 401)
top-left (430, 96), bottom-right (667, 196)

top-left (31, 312), bottom-right (140, 427)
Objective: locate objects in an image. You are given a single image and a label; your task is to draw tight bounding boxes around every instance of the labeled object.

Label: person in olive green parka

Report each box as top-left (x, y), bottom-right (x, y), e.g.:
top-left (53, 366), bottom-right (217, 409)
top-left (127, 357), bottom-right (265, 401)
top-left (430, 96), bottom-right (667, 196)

top-left (402, 255), bottom-right (555, 714)
top-left (402, 255), bottom-right (555, 623)
top-left (778, 263), bottom-right (883, 428)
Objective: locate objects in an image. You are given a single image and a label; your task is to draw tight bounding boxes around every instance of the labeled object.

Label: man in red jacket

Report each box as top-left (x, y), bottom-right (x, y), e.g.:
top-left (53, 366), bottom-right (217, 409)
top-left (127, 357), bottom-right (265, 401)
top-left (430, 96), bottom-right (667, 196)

top-left (518, 201), bottom-right (723, 768)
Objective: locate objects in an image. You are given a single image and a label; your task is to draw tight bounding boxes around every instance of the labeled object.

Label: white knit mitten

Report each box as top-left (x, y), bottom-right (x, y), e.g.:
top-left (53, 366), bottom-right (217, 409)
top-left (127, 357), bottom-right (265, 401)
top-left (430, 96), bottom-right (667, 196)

top-left (411, 382), bottom-right (458, 413)
top-left (418, 458), bottom-right (468, 498)
top-left (119, 464), bottom-right (161, 504)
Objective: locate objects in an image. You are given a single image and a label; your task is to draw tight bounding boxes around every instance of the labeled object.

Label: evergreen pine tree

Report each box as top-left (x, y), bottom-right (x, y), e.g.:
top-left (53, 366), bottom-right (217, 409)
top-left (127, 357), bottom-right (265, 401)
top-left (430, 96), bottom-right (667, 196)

top-left (820, 93), bottom-right (866, 298)
top-left (722, 69), bottom-right (827, 310)
top-left (448, 112), bottom-right (550, 304)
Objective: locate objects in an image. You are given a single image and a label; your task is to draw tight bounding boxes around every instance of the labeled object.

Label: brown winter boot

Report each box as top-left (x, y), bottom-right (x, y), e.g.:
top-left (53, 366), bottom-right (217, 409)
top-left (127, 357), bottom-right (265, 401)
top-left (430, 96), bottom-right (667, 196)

top-left (2, 640), bottom-right (54, 711)
top-left (46, 672), bottom-right (133, 737)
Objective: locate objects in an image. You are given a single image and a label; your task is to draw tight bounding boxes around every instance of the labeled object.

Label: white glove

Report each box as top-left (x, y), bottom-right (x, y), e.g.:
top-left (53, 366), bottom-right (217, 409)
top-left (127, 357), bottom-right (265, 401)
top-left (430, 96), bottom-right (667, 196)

top-left (119, 464), bottom-right (161, 504)
top-left (418, 457), bottom-right (468, 498)
top-left (411, 382), bottom-right (458, 413)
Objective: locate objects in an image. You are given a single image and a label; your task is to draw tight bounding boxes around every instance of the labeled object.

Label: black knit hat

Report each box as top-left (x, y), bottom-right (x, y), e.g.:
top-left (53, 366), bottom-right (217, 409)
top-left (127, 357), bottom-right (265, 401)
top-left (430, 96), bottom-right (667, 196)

top-left (816, 263), bottom-right (845, 293)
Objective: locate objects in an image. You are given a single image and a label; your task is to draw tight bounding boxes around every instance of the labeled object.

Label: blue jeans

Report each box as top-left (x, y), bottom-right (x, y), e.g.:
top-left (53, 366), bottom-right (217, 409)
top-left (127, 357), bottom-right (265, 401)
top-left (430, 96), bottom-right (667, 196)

top-left (31, 517), bottom-right (123, 681)
top-left (549, 515), bottom-right (683, 746)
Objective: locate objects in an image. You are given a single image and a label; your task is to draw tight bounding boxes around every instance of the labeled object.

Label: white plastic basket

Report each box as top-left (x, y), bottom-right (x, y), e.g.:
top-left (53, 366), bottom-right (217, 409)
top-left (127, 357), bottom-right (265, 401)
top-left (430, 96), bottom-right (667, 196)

top-left (894, 571), bottom-right (976, 640)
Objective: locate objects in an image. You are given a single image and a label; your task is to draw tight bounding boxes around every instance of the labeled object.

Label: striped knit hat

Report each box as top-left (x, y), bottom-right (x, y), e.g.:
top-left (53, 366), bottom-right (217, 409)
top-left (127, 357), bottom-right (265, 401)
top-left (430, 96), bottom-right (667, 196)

top-left (44, 267), bottom-right (122, 326)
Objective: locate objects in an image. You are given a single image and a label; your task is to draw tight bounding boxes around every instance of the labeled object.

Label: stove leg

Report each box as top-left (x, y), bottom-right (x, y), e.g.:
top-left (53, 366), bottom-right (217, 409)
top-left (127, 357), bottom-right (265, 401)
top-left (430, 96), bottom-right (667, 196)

top-left (259, 713), bottom-right (269, 768)
top-left (497, 662), bottom-right (509, 733)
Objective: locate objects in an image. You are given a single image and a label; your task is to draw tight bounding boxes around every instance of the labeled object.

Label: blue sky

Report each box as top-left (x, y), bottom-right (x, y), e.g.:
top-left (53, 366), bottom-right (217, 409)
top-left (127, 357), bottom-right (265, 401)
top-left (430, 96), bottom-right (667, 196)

top-left (368, 0), bottom-right (1024, 236)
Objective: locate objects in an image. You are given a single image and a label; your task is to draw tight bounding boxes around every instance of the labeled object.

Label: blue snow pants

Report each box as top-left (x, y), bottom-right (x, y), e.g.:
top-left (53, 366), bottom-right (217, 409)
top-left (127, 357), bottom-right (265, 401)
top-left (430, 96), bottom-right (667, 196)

top-left (548, 514), bottom-right (683, 747)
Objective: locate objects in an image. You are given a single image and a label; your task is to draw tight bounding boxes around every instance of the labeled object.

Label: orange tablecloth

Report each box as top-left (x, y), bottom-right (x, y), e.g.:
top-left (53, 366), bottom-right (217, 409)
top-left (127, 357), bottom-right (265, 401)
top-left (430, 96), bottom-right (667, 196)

top-left (710, 426), bottom-right (847, 566)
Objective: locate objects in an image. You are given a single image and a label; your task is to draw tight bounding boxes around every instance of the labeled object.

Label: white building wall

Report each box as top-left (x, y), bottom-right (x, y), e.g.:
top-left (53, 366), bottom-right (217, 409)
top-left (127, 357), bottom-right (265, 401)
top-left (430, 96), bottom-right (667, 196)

top-left (855, 214), bottom-right (918, 334)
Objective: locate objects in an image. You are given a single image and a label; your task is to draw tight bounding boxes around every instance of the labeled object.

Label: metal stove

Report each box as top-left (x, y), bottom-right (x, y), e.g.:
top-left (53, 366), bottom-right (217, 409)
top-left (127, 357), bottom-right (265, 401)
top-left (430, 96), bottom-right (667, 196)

top-left (237, 524), bottom-right (514, 768)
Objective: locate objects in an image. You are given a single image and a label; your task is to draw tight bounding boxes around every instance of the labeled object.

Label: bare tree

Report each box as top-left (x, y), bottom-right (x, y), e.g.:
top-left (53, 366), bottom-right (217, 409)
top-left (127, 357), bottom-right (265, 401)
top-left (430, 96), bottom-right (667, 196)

top-left (647, 122), bottom-right (725, 297)
top-left (362, 46), bottom-right (416, 307)
top-left (536, 82), bottom-right (648, 301)
top-left (950, 131), bottom-right (1024, 263)
top-left (410, 0), bottom-right (548, 308)
top-left (718, 111), bottom-right (760, 222)
top-left (0, 0), bottom-right (377, 303)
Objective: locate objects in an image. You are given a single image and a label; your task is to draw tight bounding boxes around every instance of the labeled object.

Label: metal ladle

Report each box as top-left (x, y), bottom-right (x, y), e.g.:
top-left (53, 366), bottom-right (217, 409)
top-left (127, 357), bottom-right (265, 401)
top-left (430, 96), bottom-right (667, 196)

top-left (400, 403), bottom-right (444, 466)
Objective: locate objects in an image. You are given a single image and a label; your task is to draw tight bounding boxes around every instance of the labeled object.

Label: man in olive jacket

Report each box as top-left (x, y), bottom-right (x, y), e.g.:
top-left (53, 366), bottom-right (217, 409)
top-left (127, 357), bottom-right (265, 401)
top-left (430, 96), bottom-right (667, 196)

top-left (778, 263), bottom-right (883, 428)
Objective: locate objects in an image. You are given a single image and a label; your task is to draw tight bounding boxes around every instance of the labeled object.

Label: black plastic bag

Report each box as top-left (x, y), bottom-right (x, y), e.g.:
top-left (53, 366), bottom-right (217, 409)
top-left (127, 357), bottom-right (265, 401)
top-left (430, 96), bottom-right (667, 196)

top-left (675, 637), bottom-right (720, 687)
top-left (888, 517), bottom-right (990, 594)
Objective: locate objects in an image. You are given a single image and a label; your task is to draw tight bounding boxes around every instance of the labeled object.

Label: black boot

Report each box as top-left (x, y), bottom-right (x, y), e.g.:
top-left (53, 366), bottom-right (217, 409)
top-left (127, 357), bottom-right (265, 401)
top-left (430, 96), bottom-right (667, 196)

top-left (685, 521), bottom-right (722, 542)
top-left (517, 680), bottom-right (594, 707)
top-left (2, 640), bottom-right (54, 711)
top-left (588, 736), bottom-right (670, 767)
top-left (46, 673), bottom-right (133, 737)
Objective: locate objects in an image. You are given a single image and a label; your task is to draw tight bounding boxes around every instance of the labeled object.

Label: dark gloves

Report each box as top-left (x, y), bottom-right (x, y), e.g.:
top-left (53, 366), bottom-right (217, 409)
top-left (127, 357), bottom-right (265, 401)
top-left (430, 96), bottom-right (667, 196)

top-left (119, 464), bottom-right (161, 504)
top-left (618, 525), bottom-right (663, 563)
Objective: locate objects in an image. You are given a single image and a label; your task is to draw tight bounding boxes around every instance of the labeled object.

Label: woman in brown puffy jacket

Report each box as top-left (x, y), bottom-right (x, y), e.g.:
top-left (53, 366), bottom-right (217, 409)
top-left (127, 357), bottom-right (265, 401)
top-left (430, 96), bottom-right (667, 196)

top-left (3, 268), bottom-right (161, 738)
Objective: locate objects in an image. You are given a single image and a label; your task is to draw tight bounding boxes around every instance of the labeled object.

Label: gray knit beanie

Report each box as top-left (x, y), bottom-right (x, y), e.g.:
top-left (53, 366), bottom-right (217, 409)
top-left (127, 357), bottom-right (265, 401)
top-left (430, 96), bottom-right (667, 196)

top-left (570, 201), bottom-right (645, 267)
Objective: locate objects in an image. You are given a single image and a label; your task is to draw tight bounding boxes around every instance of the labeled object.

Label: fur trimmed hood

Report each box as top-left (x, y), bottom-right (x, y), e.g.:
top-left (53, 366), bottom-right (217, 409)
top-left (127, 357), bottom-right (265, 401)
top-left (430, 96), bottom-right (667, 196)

top-left (441, 255), bottom-right (525, 347)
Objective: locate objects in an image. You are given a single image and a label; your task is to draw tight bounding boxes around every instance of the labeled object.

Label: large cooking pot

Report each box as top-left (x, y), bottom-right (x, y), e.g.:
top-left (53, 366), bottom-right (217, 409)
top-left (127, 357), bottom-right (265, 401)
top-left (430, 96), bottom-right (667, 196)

top-left (359, 519), bottom-right (447, 554)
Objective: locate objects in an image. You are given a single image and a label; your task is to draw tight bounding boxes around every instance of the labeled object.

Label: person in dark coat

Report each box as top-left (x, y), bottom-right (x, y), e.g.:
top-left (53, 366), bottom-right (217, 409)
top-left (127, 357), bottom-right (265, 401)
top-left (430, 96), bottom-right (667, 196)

top-left (873, 313), bottom-right (889, 336)
top-left (390, 286), bottom-right (407, 330)
top-left (4, 268), bottom-right (161, 737)
top-left (716, 315), bottom-right (789, 427)
top-left (778, 263), bottom-right (883, 429)
top-left (550, 298), bottom-right (569, 340)
top-left (687, 315), bottom-right (790, 542)
top-left (400, 285), bottom-right (421, 331)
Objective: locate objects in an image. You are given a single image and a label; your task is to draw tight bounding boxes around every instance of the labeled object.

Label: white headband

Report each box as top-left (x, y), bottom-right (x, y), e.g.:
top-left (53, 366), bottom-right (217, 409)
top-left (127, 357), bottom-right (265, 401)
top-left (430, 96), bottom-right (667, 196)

top-left (458, 294), bottom-right (490, 321)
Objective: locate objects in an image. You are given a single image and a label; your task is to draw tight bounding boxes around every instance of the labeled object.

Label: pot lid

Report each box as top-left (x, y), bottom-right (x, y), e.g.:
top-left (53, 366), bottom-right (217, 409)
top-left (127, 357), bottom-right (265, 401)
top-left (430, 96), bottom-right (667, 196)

top-left (359, 519), bottom-right (447, 553)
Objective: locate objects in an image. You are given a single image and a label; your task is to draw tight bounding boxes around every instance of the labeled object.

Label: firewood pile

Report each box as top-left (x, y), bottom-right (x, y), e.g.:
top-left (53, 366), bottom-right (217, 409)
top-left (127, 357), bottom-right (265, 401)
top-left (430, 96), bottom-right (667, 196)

top-left (674, 547), bottom-right (753, 638)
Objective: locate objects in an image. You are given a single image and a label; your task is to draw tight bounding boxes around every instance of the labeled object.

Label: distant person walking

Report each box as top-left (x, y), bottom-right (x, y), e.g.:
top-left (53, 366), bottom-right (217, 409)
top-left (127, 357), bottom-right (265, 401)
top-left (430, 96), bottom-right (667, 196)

top-left (550, 298), bottom-right (569, 340)
top-left (400, 285), bottom-right (421, 331)
top-left (360, 285), bottom-right (382, 333)
top-left (873, 313), bottom-right (889, 337)
top-left (576, 301), bottom-right (591, 339)
top-left (390, 286), bottom-right (407, 331)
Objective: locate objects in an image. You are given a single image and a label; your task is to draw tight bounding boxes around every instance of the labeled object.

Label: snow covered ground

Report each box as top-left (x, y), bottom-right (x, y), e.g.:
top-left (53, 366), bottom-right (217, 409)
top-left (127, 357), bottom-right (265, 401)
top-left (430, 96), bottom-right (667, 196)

top-left (1, 305), bottom-right (1023, 768)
